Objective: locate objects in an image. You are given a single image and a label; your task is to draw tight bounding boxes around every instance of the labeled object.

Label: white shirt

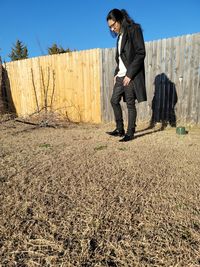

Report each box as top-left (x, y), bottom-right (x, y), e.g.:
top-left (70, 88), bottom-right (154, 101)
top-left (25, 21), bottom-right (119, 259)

top-left (117, 33), bottom-right (127, 77)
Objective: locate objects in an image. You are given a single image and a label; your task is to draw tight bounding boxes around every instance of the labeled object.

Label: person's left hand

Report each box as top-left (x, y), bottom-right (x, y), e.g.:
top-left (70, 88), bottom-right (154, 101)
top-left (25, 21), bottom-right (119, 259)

top-left (123, 76), bottom-right (131, 86)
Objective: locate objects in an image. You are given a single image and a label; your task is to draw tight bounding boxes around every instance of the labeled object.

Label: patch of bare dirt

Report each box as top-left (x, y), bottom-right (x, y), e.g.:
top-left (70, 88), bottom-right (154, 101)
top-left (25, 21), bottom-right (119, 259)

top-left (0, 119), bottom-right (200, 266)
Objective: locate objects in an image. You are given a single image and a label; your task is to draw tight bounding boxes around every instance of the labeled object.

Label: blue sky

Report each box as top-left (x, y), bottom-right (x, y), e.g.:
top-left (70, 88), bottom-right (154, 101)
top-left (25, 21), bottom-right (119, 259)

top-left (0, 0), bottom-right (200, 62)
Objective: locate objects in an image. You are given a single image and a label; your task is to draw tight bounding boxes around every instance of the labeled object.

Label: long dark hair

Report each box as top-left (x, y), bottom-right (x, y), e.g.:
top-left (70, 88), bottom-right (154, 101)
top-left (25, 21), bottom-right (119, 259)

top-left (106, 9), bottom-right (140, 37)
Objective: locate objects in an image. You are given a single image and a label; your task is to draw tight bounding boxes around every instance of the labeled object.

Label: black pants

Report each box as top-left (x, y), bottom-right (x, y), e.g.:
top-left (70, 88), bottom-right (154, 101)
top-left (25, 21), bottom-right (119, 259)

top-left (111, 76), bottom-right (137, 136)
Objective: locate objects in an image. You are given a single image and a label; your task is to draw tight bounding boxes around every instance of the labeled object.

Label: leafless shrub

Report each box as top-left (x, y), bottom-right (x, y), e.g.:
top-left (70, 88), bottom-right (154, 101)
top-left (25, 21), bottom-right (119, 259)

top-left (19, 67), bottom-right (80, 128)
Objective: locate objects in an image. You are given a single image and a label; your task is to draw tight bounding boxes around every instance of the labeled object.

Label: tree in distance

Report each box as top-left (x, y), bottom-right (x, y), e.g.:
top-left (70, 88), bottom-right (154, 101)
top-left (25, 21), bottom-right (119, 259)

top-left (9, 40), bottom-right (28, 61)
top-left (48, 44), bottom-right (73, 55)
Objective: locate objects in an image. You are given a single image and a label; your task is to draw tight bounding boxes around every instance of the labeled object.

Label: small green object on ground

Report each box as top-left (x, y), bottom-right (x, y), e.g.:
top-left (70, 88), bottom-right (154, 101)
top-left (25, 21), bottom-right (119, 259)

top-left (39, 143), bottom-right (51, 148)
top-left (176, 126), bottom-right (186, 135)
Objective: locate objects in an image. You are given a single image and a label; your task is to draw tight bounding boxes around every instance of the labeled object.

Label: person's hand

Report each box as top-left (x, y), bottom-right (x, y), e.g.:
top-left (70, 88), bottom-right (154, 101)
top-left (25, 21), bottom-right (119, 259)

top-left (123, 76), bottom-right (131, 86)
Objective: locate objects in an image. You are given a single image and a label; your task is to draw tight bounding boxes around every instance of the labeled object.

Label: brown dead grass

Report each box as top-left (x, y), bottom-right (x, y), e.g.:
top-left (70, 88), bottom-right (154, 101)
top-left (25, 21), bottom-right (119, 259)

top-left (0, 119), bottom-right (200, 266)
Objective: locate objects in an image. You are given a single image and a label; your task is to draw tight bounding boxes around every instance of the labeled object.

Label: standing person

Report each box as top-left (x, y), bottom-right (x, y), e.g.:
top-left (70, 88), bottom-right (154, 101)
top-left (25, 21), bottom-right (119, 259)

top-left (106, 9), bottom-right (147, 142)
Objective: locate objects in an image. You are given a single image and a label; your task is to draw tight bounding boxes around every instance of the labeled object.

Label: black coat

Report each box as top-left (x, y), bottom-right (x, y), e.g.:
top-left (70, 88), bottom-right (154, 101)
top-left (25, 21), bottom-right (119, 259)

top-left (114, 24), bottom-right (147, 103)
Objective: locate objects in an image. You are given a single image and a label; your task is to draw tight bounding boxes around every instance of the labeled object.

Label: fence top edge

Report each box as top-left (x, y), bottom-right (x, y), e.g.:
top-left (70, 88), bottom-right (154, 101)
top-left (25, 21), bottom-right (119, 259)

top-left (3, 47), bottom-right (102, 65)
top-left (144, 32), bottom-right (200, 43)
top-left (3, 32), bottom-right (200, 65)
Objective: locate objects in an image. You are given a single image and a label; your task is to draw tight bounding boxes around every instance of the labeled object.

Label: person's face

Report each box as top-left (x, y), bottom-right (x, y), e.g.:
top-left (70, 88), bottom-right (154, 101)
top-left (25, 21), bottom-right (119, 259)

top-left (107, 19), bottom-right (121, 34)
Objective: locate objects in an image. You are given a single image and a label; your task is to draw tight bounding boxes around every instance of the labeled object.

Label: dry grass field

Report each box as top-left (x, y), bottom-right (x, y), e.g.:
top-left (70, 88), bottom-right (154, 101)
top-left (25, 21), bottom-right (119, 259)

top-left (0, 118), bottom-right (200, 267)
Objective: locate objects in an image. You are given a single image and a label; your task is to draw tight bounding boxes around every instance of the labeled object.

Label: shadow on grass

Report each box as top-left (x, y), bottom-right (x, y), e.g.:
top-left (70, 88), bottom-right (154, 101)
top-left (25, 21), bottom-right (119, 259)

top-left (135, 127), bottom-right (163, 139)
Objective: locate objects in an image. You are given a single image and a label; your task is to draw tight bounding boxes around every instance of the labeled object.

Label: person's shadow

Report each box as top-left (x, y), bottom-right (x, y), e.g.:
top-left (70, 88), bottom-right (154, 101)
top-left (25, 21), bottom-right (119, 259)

top-left (149, 73), bottom-right (178, 130)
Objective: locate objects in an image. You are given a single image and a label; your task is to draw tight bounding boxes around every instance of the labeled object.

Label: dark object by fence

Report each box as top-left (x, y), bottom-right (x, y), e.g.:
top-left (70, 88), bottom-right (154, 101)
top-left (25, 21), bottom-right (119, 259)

top-left (0, 57), bottom-right (4, 113)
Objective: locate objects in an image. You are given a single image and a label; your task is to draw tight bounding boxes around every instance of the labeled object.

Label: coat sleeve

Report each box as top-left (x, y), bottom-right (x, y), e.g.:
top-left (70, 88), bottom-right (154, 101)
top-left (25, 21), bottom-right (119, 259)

top-left (126, 26), bottom-right (146, 79)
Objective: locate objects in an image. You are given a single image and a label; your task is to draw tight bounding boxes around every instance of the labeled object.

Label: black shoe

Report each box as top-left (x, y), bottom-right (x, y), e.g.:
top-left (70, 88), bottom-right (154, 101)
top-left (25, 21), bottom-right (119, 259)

top-left (106, 129), bottom-right (125, 137)
top-left (119, 134), bottom-right (134, 142)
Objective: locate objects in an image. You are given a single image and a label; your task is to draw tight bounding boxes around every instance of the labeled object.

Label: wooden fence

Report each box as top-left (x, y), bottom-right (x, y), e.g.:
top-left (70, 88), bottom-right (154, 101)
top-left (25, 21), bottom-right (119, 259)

top-left (2, 32), bottom-right (200, 124)
top-left (101, 33), bottom-right (200, 125)
top-left (2, 49), bottom-right (102, 123)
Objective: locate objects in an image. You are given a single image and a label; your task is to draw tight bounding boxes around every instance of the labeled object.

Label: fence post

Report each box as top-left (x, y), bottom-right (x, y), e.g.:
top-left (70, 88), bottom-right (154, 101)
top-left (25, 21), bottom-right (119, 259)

top-left (0, 57), bottom-right (4, 113)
